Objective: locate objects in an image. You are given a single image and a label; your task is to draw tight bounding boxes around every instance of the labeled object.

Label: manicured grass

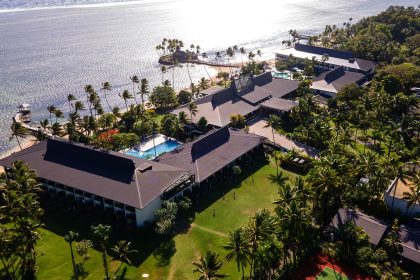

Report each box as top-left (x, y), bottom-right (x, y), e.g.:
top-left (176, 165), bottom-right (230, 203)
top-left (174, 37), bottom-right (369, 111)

top-left (316, 267), bottom-right (350, 280)
top-left (36, 159), bottom-right (298, 279)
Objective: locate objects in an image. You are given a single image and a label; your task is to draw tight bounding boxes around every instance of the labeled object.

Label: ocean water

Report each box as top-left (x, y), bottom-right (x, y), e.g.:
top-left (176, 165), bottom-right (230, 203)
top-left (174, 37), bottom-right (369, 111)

top-left (0, 0), bottom-right (417, 153)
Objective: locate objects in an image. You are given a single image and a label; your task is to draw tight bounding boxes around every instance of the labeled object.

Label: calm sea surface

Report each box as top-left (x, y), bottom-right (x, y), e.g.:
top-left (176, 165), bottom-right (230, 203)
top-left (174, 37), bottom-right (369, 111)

top-left (0, 0), bottom-right (417, 152)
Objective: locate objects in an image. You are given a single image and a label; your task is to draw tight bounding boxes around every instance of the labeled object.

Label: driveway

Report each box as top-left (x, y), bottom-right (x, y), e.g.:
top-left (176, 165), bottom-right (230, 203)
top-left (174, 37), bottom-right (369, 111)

top-left (248, 118), bottom-right (320, 158)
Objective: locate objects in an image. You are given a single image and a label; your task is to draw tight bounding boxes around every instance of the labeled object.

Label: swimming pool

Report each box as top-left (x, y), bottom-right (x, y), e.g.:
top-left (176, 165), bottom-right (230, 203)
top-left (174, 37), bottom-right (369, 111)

top-left (125, 139), bottom-right (181, 159)
top-left (271, 71), bottom-right (291, 80)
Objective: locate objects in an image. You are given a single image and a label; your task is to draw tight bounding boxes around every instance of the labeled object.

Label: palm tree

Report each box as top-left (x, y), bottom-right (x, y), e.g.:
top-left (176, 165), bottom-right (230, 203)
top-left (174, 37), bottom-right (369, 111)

top-left (402, 172), bottom-right (420, 216)
top-left (187, 102), bottom-right (198, 128)
top-left (47, 105), bottom-right (57, 125)
top-left (256, 50), bottom-right (262, 62)
top-left (321, 54), bottom-right (329, 72)
top-left (119, 90), bottom-right (133, 111)
top-left (67, 94), bottom-right (76, 114)
top-left (201, 52), bottom-right (213, 83)
top-left (199, 77), bottom-right (210, 91)
top-left (171, 117), bottom-right (184, 146)
top-left (216, 72), bottom-right (230, 88)
top-left (239, 47), bottom-right (246, 66)
top-left (222, 228), bottom-right (250, 279)
top-left (130, 75), bottom-right (140, 104)
top-left (64, 231), bottom-right (79, 280)
top-left (54, 109), bottom-right (64, 124)
top-left (273, 183), bottom-right (298, 207)
top-left (91, 224), bottom-right (111, 280)
top-left (111, 240), bottom-right (138, 276)
top-left (264, 114), bottom-right (281, 146)
top-left (151, 120), bottom-right (159, 158)
top-left (178, 111), bottom-right (189, 125)
top-left (101, 82), bottom-right (113, 111)
top-left (73, 101), bottom-right (85, 113)
top-left (193, 250), bottom-right (228, 280)
top-left (140, 78), bottom-right (149, 106)
top-left (160, 65), bottom-right (167, 84)
top-left (390, 162), bottom-right (412, 212)
top-left (10, 122), bottom-right (28, 150)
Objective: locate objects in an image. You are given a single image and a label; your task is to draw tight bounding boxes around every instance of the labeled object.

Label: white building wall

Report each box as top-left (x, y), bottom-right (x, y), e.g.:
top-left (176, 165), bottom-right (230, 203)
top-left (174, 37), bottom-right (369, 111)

top-left (135, 197), bottom-right (163, 227)
top-left (384, 179), bottom-right (420, 217)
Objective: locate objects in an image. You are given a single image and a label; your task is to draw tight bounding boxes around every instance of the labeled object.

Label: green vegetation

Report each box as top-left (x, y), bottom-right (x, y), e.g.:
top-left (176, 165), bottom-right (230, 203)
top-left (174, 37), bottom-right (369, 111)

top-left (315, 267), bottom-right (349, 280)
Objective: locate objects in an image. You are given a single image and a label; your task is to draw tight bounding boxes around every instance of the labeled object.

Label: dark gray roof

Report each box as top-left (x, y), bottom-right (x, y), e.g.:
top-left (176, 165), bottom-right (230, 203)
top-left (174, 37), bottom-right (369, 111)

top-left (0, 139), bottom-right (189, 209)
top-left (258, 78), bottom-right (300, 98)
top-left (172, 73), bottom-right (300, 127)
top-left (331, 208), bottom-right (389, 246)
top-left (311, 66), bottom-right (365, 93)
top-left (295, 43), bottom-right (354, 59)
top-left (398, 223), bottom-right (420, 264)
top-left (261, 98), bottom-right (298, 112)
top-left (239, 86), bottom-right (272, 104)
top-left (157, 127), bottom-right (266, 183)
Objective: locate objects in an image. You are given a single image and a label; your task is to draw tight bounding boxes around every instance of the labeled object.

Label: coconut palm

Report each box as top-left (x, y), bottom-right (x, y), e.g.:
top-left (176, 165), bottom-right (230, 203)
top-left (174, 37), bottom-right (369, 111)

top-left (321, 54), bottom-right (329, 72)
top-left (170, 117), bottom-right (184, 145)
top-left (73, 101), bottom-right (85, 113)
top-left (222, 228), bottom-right (250, 279)
top-left (47, 105), bottom-right (57, 125)
top-left (201, 52), bottom-right (213, 83)
top-left (54, 109), bottom-right (64, 124)
top-left (256, 50), bottom-right (262, 62)
top-left (273, 183), bottom-right (298, 207)
top-left (151, 120), bottom-right (159, 158)
top-left (402, 173), bottom-right (420, 216)
top-left (130, 75), bottom-right (140, 104)
top-left (199, 77), bottom-right (210, 91)
top-left (187, 102), bottom-right (198, 128)
top-left (140, 78), bottom-right (149, 106)
top-left (264, 114), bottom-right (281, 146)
top-left (91, 224), bottom-right (111, 280)
top-left (178, 111), bottom-right (189, 125)
top-left (67, 94), bottom-right (76, 114)
top-left (119, 90), bottom-right (133, 111)
top-left (10, 122), bottom-right (28, 150)
top-left (64, 231), bottom-right (79, 280)
top-left (111, 240), bottom-right (138, 276)
top-left (193, 250), bottom-right (228, 280)
top-left (239, 47), bottom-right (246, 66)
top-left (101, 82), bottom-right (113, 111)
top-left (160, 65), bottom-right (167, 84)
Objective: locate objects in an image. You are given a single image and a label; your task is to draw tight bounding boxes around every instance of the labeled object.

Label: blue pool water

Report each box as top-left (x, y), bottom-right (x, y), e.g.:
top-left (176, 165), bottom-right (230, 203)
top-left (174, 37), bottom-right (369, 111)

top-left (125, 139), bottom-right (181, 160)
top-left (272, 71), bottom-right (291, 80)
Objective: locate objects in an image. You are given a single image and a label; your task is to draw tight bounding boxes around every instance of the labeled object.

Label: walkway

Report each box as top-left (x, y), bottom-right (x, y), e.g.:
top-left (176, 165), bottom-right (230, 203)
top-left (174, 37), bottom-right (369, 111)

top-left (248, 118), bottom-right (320, 158)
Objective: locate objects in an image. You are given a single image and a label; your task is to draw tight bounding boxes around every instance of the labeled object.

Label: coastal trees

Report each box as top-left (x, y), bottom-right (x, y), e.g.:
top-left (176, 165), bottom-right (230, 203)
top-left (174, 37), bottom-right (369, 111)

top-left (101, 82), bottom-right (112, 111)
top-left (149, 85), bottom-right (177, 110)
top-left (264, 114), bottom-right (281, 146)
top-left (197, 117), bottom-right (208, 133)
top-left (230, 114), bottom-right (246, 129)
top-left (111, 240), bottom-right (137, 277)
top-left (130, 75), bottom-right (140, 104)
top-left (187, 102), bottom-right (198, 127)
top-left (119, 90), bottom-right (134, 111)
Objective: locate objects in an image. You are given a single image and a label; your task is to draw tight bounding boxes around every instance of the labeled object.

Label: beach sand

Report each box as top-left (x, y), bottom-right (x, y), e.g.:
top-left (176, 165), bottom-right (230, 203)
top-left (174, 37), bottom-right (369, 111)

top-left (0, 135), bottom-right (37, 160)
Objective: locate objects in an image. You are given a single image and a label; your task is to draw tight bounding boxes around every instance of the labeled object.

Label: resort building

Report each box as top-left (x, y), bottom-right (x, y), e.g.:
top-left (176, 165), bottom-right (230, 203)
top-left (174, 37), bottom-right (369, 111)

top-left (275, 43), bottom-right (375, 75)
top-left (331, 208), bottom-right (389, 246)
top-left (157, 127), bottom-right (266, 186)
top-left (172, 72), bottom-right (299, 128)
top-left (310, 66), bottom-right (367, 98)
top-left (0, 139), bottom-right (195, 227)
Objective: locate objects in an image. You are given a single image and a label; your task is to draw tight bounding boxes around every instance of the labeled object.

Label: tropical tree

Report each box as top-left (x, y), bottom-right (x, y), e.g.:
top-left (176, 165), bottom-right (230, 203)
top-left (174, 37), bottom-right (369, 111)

top-left (216, 72), bottom-right (230, 88)
top-left (402, 175), bottom-right (420, 216)
top-left (187, 102), bottom-right (198, 128)
top-left (130, 75), bottom-right (140, 104)
top-left (64, 231), bottom-right (79, 280)
top-left (151, 120), bottom-right (159, 158)
top-left (119, 90), bottom-right (133, 111)
top-left (10, 122), bottom-right (28, 150)
top-left (67, 94), bottom-right (77, 114)
top-left (140, 78), bottom-right (149, 106)
top-left (101, 82), bottom-right (113, 111)
top-left (199, 77), bottom-right (211, 91)
top-left (222, 228), bottom-right (250, 279)
top-left (111, 240), bottom-right (138, 276)
top-left (91, 224), bottom-right (111, 280)
top-left (193, 251), bottom-right (228, 280)
top-left (264, 114), bottom-right (281, 146)
top-left (201, 52), bottom-right (213, 82)
top-left (160, 65), bottom-right (167, 84)
top-left (47, 105), bottom-right (57, 125)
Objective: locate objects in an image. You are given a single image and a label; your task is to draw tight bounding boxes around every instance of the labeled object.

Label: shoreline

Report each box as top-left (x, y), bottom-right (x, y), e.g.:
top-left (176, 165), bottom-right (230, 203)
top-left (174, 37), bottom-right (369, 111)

top-left (0, 58), bottom-right (276, 160)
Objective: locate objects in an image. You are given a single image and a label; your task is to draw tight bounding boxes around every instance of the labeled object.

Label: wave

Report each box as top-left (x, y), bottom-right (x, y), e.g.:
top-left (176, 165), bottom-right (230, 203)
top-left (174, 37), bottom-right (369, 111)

top-left (0, 0), bottom-right (164, 13)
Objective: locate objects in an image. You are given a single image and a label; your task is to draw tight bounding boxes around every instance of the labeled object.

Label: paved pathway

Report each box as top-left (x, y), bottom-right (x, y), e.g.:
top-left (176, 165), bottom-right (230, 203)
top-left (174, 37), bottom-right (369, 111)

top-left (248, 118), bottom-right (320, 158)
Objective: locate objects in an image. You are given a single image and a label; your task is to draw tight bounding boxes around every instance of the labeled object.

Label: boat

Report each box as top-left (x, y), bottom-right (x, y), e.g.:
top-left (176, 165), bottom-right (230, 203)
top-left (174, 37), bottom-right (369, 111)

top-left (17, 103), bottom-right (31, 123)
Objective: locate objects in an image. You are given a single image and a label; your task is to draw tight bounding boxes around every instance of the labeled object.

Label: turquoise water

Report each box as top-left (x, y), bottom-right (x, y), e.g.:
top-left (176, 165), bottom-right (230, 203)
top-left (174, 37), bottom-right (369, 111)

top-left (125, 139), bottom-right (180, 159)
top-left (272, 71), bottom-right (291, 80)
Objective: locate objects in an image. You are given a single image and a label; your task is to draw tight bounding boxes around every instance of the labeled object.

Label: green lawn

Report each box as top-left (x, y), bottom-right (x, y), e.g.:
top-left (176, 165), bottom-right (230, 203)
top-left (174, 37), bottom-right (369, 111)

top-left (36, 159), bottom-right (298, 279)
top-left (316, 267), bottom-right (350, 280)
